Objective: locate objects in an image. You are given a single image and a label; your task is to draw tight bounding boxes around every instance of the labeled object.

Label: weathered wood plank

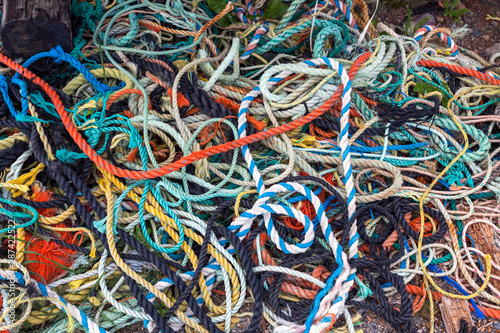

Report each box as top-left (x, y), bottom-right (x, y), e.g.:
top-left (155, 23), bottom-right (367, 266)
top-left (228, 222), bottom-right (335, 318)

top-left (440, 297), bottom-right (473, 333)
top-left (469, 221), bottom-right (500, 292)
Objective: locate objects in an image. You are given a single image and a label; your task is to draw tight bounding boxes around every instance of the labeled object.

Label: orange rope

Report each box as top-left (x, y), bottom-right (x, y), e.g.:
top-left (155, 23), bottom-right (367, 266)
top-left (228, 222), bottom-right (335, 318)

top-left (405, 283), bottom-right (500, 319)
top-left (105, 88), bottom-right (152, 110)
top-left (213, 96), bottom-right (266, 131)
top-left (417, 59), bottom-right (500, 85)
top-left (145, 71), bottom-right (190, 108)
top-left (0, 52), bottom-right (370, 179)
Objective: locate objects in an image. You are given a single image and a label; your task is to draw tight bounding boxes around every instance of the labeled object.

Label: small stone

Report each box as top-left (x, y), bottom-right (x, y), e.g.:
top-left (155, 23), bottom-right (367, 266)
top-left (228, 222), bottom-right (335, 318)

top-left (414, 316), bottom-right (424, 325)
top-left (455, 2), bottom-right (466, 10)
top-left (483, 35), bottom-right (490, 42)
top-left (411, 13), bottom-right (436, 31)
top-left (495, 321), bottom-right (500, 330)
top-left (473, 49), bottom-right (479, 54)
top-left (436, 16), bottom-right (444, 23)
top-left (486, 43), bottom-right (500, 57)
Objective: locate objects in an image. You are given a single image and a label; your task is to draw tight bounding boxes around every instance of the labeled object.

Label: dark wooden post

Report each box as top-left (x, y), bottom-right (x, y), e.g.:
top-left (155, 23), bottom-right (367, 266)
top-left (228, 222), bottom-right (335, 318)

top-left (1, 0), bottom-right (72, 58)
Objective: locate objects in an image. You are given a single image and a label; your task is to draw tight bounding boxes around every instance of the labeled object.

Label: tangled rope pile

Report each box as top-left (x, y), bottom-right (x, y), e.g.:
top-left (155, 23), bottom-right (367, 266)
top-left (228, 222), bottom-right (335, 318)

top-left (0, 0), bottom-right (500, 332)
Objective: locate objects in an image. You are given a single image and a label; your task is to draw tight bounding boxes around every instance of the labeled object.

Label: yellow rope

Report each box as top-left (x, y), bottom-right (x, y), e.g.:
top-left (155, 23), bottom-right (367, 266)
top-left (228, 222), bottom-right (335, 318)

top-left (416, 94), bottom-right (492, 333)
top-left (98, 177), bottom-right (211, 333)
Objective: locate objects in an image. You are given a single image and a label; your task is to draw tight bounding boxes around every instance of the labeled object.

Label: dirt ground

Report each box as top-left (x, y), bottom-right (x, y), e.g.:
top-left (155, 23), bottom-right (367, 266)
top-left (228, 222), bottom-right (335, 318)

top-left (115, 1), bottom-right (500, 333)
top-left (374, 0), bottom-right (500, 59)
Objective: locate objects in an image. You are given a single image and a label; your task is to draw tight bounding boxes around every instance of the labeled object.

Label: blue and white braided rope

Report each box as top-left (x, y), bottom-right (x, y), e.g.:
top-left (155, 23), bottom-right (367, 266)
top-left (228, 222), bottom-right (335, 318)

top-left (235, 57), bottom-right (359, 332)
